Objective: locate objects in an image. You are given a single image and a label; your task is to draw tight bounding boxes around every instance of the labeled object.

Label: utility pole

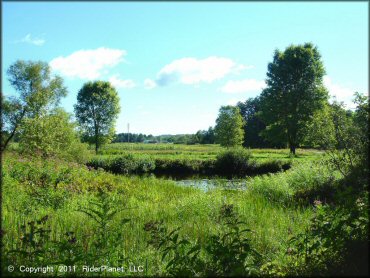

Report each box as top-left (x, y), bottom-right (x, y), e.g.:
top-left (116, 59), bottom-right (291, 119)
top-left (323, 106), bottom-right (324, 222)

top-left (127, 123), bottom-right (130, 143)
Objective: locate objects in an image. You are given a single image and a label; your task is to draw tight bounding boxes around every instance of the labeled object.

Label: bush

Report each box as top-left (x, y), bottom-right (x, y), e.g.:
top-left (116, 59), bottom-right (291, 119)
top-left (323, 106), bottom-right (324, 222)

top-left (87, 154), bottom-right (155, 175)
top-left (61, 141), bottom-right (92, 164)
top-left (215, 147), bottom-right (252, 177)
top-left (19, 109), bottom-right (79, 158)
top-left (144, 204), bottom-right (262, 276)
top-left (249, 159), bottom-right (290, 175)
top-left (154, 158), bottom-right (214, 176)
top-left (287, 194), bottom-right (368, 276)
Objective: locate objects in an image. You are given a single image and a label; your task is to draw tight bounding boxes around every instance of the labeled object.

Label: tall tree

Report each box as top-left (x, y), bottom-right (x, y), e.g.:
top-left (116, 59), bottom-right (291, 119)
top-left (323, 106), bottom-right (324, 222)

top-left (259, 43), bottom-right (328, 154)
top-left (74, 81), bottom-right (120, 153)
top-left (214, 105), bottom-right (245, 147)
top-left (1, 60), bottom-right (67, 151)
top-left (237, 97), bottom-right (276, 148)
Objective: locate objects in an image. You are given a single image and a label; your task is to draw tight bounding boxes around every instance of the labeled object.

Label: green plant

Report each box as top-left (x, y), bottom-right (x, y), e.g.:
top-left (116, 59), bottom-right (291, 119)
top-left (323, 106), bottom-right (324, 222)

top-left (87, 154), bottom-right (155, 175)
top-left (288, 194), bottom-right (368, 276)
top-left (144, 221), bottom-right (203, 276)
top-left (145, 204), bottom-right (262, 277)
top-left (7, 215), bottom-right (52, 265)
top-left (204, 204), bottom-right (262, 276)
top-left (77, 189), bottom-right (130, 264)
top-left (215, 147), bottom-right (252, 177)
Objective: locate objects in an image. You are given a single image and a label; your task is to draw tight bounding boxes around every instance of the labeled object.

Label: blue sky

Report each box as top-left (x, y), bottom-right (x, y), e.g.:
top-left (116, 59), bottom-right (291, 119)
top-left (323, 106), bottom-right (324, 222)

top-left (2, 1), bottom-right (368, 135)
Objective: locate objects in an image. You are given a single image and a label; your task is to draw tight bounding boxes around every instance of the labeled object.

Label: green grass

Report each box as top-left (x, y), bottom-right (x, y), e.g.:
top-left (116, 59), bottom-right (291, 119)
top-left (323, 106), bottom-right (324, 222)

top-left (98, 143), bottom-right (323, 162)
top-left (1, 146), bottom-right (335, 276)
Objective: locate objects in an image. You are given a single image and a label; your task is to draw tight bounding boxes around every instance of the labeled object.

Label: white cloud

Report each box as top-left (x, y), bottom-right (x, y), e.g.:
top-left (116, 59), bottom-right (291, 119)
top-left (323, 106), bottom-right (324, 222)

top-left (155, 57), bottom-right (251, 86)
top-left (50, 47), bottom-right (126, 80)
top-left (144, 78), bottom-right (157, 89)
top-left (109, 74), bottom-right (135, 89)
top-left (234, 64), bottom-right (254, 72)
top-left (220, 79), bottom-right (266, 94)
top-left (18, 34), bottom-right (45, 46)
top-left (323, 76), bottom-right (366, 108)
top-left (226, 98), bottom-right (240, 106)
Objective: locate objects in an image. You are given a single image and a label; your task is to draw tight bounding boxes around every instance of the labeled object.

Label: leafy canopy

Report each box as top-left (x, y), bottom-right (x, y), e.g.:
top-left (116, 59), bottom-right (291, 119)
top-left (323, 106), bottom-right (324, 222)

top-left (74, 81), bottom-right (120, 153)
top-left (19, 108), bottom-right (89, 162)
top-left (214, 105), bottom-right (245, 147)
top-left (259, 43), bottom-right (328, 153)
top-left (2, 60), bottom-right (67, 151)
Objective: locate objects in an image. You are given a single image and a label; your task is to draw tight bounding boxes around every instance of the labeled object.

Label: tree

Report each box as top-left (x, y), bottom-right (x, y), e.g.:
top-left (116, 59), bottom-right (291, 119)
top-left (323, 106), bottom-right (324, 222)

top-left (214, 106), bottom-right (245, 147)
top-left (1, 60), bottom-right (67, 151)
top-left (74, 81), bottom-right (120, 153)
top-left (259, 43), bottom-right (328, 154)
top-left (19, 108), bottom-right (89, 161)
top-left (195, 127), bottom-right (216, 144)
top-left (236, 97), bottom-right (277, 148)
top-left (304, 93), bottom-right (368, 179)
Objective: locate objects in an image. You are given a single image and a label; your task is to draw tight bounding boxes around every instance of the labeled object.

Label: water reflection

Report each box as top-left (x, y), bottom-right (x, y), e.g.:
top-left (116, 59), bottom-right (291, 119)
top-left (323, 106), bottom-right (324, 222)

top-left (175, 179), bottom-right (248, 192)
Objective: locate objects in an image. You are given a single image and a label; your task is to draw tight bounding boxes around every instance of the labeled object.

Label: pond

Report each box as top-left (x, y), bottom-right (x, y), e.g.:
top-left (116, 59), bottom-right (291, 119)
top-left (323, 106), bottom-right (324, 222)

top-left (135, 172), bottom-right (250, 191)
top-left (174, 178), bottom-right (248, 192)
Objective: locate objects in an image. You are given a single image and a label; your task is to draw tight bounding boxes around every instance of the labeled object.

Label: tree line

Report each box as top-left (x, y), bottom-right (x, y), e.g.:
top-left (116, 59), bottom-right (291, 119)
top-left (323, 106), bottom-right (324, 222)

top-left (1, 43), bottom-right (367, 155)
top-left (213, 43), bottom-right (366, 155)
top-left (113, 128), bottom-right (215, 144)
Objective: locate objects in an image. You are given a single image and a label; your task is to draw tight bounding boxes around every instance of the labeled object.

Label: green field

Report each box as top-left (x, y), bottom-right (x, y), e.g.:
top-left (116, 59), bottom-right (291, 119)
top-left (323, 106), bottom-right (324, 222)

top-left (98, 143), bottom-right (323, 162)
top-left (2, 144), bottom-right (342, 276)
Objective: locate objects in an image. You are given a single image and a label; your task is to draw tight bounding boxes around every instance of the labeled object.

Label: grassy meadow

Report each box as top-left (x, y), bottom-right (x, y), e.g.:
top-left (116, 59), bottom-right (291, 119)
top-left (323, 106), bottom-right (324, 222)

top-left (2, 143), bottom-right (347, 276)
top-left (97, 143), bottom-right (322, 162)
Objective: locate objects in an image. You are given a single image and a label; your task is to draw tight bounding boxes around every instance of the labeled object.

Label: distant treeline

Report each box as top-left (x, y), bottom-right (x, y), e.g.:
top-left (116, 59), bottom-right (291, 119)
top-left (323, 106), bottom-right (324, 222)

top-left (114, 94), bottom-right (356, 149)
top-left (113, 127), bottom-right (215, 144)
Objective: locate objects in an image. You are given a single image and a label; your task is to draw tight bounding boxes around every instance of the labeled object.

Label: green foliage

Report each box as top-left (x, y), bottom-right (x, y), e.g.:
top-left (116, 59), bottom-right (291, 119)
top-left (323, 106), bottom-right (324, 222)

top-left (7, 215), bottom-right (52, 265)
top-left (305, 94), bottom-right (369, 179)
top-left (77, 190), bottom-right (130, 263)
top-left (304, 103), bottom-right (336, 149)
top-left (195, 127), bottom-right (216, 144)
top-left (2, 60), bottom-right (67, 151)
top-left (260, 43), bottom-right (328, 154)
top-left (154, 158), bottom-right (214, 176)
top-left (204, 204), bottom-right (262, 276)
top-left (237, 97), bottom-right (279, 148)
top-left (144, 222), bottom-right (203, 276)
top-left (288, 195), bottom-right (368, 276)
top-left (145, 204), bottom-right (262, 277)
top-left (215, 147), bottom-right (252, 177)
top-left (88, 151), bottom-right (291, 178)
top-left (2, 152), bottom-right (316, 276)
top-left (18, 108), bottom-right (89, 160)
top-left (87, 154), bottom-right (156, 174)
top-left (214, 105), bottom-right (245, 147)
top-left (74, 81), bottom-right (120, 153)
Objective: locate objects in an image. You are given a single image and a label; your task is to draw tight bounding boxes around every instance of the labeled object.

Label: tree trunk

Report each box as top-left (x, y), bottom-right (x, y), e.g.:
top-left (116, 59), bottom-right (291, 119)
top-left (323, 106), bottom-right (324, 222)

top-left (1, 128), bottom-right (16, 152)
top-left (1, 108), bottom-right (27, 152)
top-left (289, 144), bottom-right (296, 155)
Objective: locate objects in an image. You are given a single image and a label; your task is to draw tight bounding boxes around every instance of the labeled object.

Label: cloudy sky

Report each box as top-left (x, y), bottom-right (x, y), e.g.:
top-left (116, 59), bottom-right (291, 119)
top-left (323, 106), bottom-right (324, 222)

top-left (2, 2), bottom-right (368, 135)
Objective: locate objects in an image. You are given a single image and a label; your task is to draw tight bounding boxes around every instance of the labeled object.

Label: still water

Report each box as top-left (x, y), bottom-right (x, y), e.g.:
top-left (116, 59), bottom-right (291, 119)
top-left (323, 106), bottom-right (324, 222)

top-left (174, 178), bottom-right (248, 192)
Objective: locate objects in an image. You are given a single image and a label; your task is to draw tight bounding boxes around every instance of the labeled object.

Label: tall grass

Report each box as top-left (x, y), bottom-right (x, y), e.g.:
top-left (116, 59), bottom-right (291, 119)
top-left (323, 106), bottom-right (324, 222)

top-left (1, 152), bottom-right (320, 276)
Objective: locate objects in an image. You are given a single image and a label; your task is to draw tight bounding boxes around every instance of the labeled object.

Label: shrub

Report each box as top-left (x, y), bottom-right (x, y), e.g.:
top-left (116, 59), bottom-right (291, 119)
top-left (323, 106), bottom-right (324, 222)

top-left (249, 159), bottom-right (291, 175)
top-left (154, 158), bottom-right (214, 176)
top-left (144, 204), bottom-right (262, 276)
top-left (87, 154), bottom-right (155, 175)
top-left (62, 141), bottom-right (92, 164)
top-left (287, 194), bottom-right (368, 276)
top-left (215, 147), bottom-right (252, 177)
top-left (19, 109), bottom-right (81, 158)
